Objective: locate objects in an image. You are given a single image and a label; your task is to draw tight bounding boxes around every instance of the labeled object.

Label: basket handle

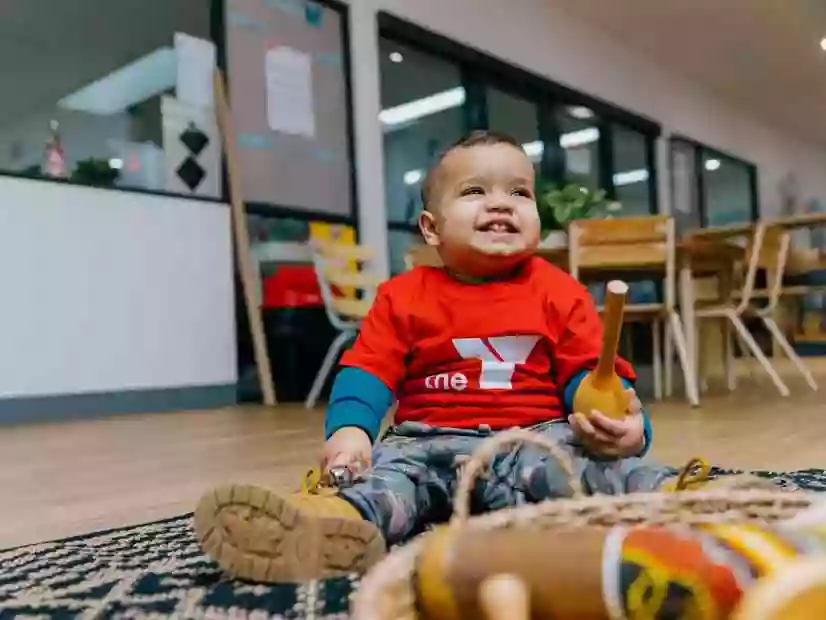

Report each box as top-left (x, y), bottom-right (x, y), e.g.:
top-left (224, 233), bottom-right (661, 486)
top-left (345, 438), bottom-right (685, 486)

top-left (451, 427), bottom-right (584, 523)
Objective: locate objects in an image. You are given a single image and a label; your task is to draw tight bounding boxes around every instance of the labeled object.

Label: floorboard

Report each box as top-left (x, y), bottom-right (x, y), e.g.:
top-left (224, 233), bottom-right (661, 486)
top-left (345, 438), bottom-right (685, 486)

top-left (1, 358), bottom-right (824, 548)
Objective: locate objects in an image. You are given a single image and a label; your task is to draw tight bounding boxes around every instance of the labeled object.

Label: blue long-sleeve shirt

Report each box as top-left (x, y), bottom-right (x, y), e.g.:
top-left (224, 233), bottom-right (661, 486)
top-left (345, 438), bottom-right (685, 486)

top-left (324, 367), bottom-right (653, 455)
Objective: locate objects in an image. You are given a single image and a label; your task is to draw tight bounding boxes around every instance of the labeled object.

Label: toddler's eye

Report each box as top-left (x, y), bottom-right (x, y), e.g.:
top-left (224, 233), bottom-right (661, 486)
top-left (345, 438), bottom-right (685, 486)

top-left (512, 187), bottom-right (533, 198)
top-left (460, 186), bottom-right (484, 196)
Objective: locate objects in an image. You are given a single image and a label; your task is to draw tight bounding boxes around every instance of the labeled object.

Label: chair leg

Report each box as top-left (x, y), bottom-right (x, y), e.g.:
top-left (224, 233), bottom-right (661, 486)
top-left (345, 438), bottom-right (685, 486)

top-left (727, 312), bottom-right (790, 397)
top-left (652, 319), bottom-right (663, 401)
top-left (761, 316), bottom-right (818, 391)
top-left (305, 329), bottom-right (356, 409)
top-left (668, 312), bottom-right (700, 407)
top-left (721, 317), bottom-right (736, 392)
top-left (695, 324), bottom-right (709, 394)
top-left (664, 318), bottom-right (674, 398)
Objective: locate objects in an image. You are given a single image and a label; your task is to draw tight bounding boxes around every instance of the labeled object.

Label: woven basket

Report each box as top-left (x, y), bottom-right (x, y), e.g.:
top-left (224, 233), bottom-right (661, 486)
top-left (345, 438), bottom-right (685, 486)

top-left (352, 428), bottom-right (817, 620)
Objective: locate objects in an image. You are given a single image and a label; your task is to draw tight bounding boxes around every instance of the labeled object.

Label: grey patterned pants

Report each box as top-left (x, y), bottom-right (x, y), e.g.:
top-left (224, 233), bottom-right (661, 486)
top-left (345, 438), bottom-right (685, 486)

top-left (338, 420), bottom-right (673, 545)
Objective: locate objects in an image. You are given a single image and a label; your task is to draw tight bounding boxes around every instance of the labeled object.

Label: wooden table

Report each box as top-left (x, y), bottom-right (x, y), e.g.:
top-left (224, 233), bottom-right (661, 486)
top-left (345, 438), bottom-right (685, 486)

top-left (539, 239), bottom-right (744, 404)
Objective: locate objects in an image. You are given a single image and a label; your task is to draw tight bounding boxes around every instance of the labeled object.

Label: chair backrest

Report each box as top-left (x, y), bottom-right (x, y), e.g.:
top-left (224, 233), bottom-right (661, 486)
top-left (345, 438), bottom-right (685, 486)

top-left (568, 216), bottom-right (677, 308)
top-left (311, 242), bottom-right (383, 329)
top-left (405, 244), bottom-right (442, 270)
top-left (737, 223), bottom-right (791, 313)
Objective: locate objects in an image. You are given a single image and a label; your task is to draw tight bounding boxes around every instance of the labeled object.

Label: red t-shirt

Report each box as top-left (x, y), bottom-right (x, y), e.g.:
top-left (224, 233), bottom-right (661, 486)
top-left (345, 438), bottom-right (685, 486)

top-left (339, 257), bottom-right (635, 429)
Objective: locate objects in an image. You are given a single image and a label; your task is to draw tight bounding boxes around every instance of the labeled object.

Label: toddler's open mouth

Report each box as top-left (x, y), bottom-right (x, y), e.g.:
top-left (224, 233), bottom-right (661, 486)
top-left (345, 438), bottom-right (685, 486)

top-left (477, 219), bottom-right (519, 234)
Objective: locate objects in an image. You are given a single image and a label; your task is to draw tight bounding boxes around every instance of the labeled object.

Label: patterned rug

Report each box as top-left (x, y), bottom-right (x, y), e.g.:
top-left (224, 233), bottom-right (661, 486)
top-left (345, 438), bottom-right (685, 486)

top-left (2, 468), bottom-right (826, 619)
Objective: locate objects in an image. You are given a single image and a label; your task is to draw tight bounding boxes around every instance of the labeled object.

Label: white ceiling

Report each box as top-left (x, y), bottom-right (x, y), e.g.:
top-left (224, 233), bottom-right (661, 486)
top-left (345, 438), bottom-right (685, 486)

top-left (552, 0), bottom-right (826, 144)
top-left (0, 0), bottom-right (208, 130)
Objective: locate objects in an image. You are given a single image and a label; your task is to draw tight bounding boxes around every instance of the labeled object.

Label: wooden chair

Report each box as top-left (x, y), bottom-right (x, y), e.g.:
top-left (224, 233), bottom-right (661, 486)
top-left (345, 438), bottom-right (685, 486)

top-left (730, 225), bottom-right (818, 392)
top-left (568, 216), bottom-right (699, 406)
top-left (305, 242), bottom-right (384, 409)
top-left (692, 223), bottom-right (791, 396)
top-left (405, 244), bottom-right (442, 270)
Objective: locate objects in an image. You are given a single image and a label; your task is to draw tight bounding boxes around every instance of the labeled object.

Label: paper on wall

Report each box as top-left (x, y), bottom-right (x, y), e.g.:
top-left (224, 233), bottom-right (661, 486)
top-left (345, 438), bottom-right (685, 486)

top-left (175, 33), bottom-right (216, 108)
top-left (265, 46), bottom-right (316, 138)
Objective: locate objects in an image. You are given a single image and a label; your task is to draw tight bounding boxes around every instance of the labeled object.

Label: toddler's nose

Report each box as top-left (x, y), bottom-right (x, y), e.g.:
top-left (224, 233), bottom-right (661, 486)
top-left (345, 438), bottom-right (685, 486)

top-left (485, 195), bottom-right (515, 213)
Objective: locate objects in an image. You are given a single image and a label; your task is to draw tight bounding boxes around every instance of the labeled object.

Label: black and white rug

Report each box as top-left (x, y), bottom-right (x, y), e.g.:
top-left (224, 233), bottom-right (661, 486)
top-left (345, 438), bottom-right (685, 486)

top-left (2, 468), bottom-right (825, 619)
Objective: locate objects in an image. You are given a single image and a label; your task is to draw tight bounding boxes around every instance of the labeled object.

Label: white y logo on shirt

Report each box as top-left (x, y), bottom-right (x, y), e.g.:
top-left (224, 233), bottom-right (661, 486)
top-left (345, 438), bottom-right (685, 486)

top-left (452, 335), bottom-right (540, 389)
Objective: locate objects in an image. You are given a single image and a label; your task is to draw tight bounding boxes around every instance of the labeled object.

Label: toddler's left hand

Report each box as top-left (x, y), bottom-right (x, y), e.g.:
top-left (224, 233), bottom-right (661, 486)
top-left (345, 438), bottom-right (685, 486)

top-left (569, 388), bottom-right (645, 458)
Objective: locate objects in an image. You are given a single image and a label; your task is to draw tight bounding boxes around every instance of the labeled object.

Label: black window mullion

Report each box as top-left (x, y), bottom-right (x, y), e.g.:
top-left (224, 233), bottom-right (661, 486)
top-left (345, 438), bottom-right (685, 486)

top-left (597, 119), bottom-right (616, 198)
top-left (538, 99), bottom-right (565, 185)
top-left (694, 145), bottom-right (708, 227)
top-left (748, 164), bottom-right (760, 221)
top-left (645, 135), bottom-right (659, 215)
top-left (460, 66), bottom-right (488, 132)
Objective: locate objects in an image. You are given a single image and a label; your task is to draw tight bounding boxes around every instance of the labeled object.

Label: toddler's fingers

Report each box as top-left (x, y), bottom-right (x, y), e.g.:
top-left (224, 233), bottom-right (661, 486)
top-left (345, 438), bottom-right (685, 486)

top-left (325, 451), bottom-right (356, 473)
top-left (572, 412), bottom-right (616, 445)
top-left (351, 452), bottom-right (372, 475)
top-left (587, 410), bottom-right (626, 438)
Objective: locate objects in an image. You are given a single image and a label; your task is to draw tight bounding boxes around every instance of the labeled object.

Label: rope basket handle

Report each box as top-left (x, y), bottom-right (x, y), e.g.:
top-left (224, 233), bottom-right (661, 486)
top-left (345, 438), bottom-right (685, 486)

top-left (451, 427), bottom-right (584, 523)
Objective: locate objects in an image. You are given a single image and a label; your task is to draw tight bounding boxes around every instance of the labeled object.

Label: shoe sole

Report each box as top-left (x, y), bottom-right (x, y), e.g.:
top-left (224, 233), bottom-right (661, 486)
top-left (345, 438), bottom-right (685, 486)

top-left (193, 484), bottom-right (386, 583)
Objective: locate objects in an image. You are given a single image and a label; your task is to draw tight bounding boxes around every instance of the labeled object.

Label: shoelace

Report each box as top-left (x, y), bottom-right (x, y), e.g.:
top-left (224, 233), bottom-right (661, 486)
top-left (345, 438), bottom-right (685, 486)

top-left (301, 468), bottom-right (328, 494)
top-left (673, 457), bottom-right (713, 490)
top-left (301, 467), bottom-right (354, 495)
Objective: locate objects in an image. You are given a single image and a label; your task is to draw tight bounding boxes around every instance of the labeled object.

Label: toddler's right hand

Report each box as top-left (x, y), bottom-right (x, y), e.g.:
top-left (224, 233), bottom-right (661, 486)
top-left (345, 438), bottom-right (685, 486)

top-left (321, 426), bottom-right (373, 475)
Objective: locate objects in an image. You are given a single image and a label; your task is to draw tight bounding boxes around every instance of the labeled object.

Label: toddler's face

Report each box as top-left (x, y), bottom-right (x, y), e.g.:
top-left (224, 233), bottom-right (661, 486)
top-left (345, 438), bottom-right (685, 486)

top-left (421, 143), bottom-right (540, 277)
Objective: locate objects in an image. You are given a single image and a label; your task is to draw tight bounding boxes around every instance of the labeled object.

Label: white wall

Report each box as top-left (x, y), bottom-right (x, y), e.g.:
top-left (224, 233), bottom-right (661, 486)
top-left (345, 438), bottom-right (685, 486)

top-left (0, 176), bottom-right (236, 400)
top-left (346, 0), bottom-right (826, 223)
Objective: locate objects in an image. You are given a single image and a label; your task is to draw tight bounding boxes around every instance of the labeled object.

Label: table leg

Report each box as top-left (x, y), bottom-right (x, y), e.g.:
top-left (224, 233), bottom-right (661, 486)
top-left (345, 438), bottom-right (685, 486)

top-left (679, 265), bottom-right (700, 405)
top-left (718, 269), bottom-right (736, 391)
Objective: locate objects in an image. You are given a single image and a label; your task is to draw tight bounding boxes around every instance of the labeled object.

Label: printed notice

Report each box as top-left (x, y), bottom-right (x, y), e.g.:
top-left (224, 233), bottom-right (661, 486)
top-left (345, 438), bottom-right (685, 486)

top-left (265, 46), bottom-right (316, 137)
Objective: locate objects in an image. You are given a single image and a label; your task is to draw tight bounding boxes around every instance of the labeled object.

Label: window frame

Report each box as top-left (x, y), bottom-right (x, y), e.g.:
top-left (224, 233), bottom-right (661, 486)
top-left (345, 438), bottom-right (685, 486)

top-left (378, 11), bottom-right (662, 233)
top-left (669, 134), bottom-right (759, 227)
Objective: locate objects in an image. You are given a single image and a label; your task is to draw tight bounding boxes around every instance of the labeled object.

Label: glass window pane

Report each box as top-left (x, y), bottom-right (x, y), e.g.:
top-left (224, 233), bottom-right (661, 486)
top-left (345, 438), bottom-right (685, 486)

top-left (486, 88), bottom-right (540, 169)
top-left (612, 125), bottom-right (652, 216)
top-left (379, 39), bottom-right (465, 225)
top-left (556, 105), bottom-right (600, 189)
top-left (701, 152), bottom-right (754, 227)
top-left (0, 2), bottom-right (213, 196)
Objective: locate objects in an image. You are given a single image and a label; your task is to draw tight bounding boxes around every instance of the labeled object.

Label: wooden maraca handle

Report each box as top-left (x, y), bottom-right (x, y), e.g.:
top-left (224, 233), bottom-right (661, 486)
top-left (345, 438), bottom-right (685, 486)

top-left (592, 280), bottom-right (628, 389)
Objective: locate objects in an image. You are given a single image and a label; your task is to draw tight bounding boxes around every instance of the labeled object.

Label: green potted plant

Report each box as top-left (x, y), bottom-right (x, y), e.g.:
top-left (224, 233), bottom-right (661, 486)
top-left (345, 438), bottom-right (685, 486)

top-left (70, 158), bottom-right (121, 188)
top-left (536, 181), bottom-right (619, 248)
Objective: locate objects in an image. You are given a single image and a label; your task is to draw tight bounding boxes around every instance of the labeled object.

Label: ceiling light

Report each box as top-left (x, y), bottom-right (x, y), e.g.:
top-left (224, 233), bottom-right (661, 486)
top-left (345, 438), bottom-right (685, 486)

top-left (705, 158), bottom-right (721, 171)
top-left (59, 47), bottom-right (176, 115)
top-left (560, 127), bottom-right (600, 148)
top-left (403, 169), bottom-right (423, 185)
top-left (520, 131), bottom-right (601, 162)
top-left (820, 37), bottom-right (826, 51)
top-left (389, 51), bottom-right (404, 63)
top-left (613, 169), bottom-right (649, 186)
top-left (568, 106), bottom-right (594, 120)
top-left (108, 158), bottom-right (124, 170)
top-left (379, 87), bottom-right (466, 128)
top-left (523, 141), bottom-right (544, 160)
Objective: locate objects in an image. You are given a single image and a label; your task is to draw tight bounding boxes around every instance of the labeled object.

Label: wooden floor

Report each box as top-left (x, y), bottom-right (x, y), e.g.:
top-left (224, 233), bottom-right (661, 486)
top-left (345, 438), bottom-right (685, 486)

top-left (2, 358), bottom-right (825, 549)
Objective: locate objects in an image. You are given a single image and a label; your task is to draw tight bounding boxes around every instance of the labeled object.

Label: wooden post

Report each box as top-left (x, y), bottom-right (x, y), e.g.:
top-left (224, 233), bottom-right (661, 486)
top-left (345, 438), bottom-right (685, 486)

top-left (213, 69), bottom-right (277, 406)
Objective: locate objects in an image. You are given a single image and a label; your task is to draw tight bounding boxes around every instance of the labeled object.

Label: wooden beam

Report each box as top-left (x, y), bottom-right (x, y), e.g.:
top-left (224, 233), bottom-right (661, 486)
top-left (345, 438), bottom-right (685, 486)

top-left (213, 70), bottom-right (277, 407)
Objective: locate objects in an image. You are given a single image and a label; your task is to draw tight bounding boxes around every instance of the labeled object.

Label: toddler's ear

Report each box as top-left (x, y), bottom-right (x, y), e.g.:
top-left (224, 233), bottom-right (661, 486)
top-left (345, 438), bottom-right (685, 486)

top-left (418, 210), bottom-right (440, 247)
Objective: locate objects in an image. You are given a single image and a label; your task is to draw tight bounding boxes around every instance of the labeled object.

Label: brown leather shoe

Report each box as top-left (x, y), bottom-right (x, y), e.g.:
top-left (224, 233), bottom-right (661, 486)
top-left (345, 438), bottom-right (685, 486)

top-left (194, 473), bottom-right (385, 583)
